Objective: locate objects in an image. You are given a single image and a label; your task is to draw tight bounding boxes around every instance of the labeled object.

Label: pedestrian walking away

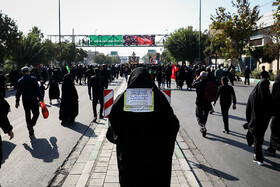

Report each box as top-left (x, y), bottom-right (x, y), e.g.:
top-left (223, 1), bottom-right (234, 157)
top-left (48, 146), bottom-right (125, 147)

top-left (213, 76), bottom-right (236, 134)
top-left (0, 97), bottom-right (14, 168)
top-left (266, 72), bottom-right (280, 156)
top-left (191, 71), bottom-right (212, 137)
top-left (106, 67), bottom-right (179, 187)
top-left (244, 66), bottom-right (251, 85)
top-left (59, 73), bottom-right (79, 125)
top-left (15, 67), bottom-right (43, 138)
top-left (90, 68), bottom-right (105, 122)
top-left (246, 78), bottom-right (272, 165)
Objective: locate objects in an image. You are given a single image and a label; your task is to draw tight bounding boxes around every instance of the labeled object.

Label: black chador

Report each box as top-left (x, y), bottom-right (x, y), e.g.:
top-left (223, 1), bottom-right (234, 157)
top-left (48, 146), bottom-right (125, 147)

top-left (59, 73), bottom-right (79, 123)
top-left (246, 79), bottom-right (272, 163)
top-left (107, 67), bottom-right (179, 187)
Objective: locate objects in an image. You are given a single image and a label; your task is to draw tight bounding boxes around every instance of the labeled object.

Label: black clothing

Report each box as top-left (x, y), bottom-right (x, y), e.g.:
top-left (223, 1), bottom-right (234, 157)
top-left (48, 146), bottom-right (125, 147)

top-left (185, 69), bottom-right (193, 89)
top-left (269, 73), bottom-right (280, 151)
top-left (90, 74), bottom-right (105, 118)
top-left (107, 67), bottom-right (179, 186)
top-left (48, 74), bottom-right (60, 101)
top-left (100, 68), bottom-right (110, 89)
top-left (0, 74), bottom-right (6, 99)
top-left (165, 66), bottom-right (172, 88)
top-left (16, 74), bottom-right (42, 135)
top-left (84, 68), bottom-right (95, 85)
top-left (59, 74), bottom-right (79, 123)
top-left (244, 68), bottom-right (251, 85)
top-left (246, 79), bottom-right (272, 162)
top-left (260, 70), bottom-right (269, 79)
top-left (214, 84), bottom-right (236, 132)
top-left (192, 79), bottom-right (209, 105)
top-left (0, 98), bottom-right (13, 168)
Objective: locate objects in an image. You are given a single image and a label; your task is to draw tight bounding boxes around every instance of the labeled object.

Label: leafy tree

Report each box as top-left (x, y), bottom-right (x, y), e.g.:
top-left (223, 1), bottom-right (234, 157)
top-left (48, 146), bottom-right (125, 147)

top-left (164, 27), bottom-right (209, 64)
top-left (210, 0), bottom-right (260, 70)
top-left (108, 56), bottom-right (121, 64)
top-left (93, 53), bottom-right (107, 65)
top-left (75, 48), bottom-right (88, 62)
top-left (164, 27), bottom-right (198, 63)
top-left (42, 39), bottom-right (56, 65)
top-left (0, 12), bottom-right (22, 63)
top-left (12, 33), bottom-right (45, 67)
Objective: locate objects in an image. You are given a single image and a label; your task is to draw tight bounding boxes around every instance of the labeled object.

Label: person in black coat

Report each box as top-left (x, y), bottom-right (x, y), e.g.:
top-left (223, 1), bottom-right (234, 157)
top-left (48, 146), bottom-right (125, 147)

top-left (266, 72), bottom-right (280, 156)
top-left (16, 67), bottom-right (43, 137)
top-left (191, 71), bottom-right (212, 137)
top-left (0, 98), bottom-right (14, 168)
top-left (213, 76), bottom-right (236, 134)
top-left (246, 78), bottom-right (272, 165)
top-left (106, 67), bottom-right (179, 187)
top-left (59, 73), bottom-right (79, 124)
top-left (90, 68), bottom-right (105, 122)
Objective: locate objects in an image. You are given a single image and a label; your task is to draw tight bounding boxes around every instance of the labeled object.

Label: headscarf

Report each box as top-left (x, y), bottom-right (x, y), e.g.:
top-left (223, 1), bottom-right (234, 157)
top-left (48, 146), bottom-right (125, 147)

top-left (127, 67), bottom-right (154, 88)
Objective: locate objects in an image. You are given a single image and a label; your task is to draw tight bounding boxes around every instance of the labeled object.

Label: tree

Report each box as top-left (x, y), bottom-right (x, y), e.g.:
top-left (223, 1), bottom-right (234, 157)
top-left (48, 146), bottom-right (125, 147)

top-left (210, 0), bottom-right (260, 70)
top-left (164, 27), bottom-right (198, 63)
top-left (12, 33), bottom-right (45, 67)
top-left (75, 48), bottom-right (88, 62)
top-left (93, 53), bottom-right (107, 65)
top-left (42, 39), bottom-right (56, 65)
top-left (0, 12), bottom-right (22, 63)
top-left (164, 27), bottom-right (209, 64)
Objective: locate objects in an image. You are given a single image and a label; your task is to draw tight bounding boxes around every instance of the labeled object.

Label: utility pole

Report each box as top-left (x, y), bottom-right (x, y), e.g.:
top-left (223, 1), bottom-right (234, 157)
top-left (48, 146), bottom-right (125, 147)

top-left (199, 0), bottom-right (201, 64)
top-left (59, 0), bottom-right (61, 47)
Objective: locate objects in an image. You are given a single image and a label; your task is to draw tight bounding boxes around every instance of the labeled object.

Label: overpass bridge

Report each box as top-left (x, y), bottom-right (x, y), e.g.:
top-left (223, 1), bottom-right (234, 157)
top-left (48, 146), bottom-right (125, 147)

top-left (47, 34), bottom-right (168, 47)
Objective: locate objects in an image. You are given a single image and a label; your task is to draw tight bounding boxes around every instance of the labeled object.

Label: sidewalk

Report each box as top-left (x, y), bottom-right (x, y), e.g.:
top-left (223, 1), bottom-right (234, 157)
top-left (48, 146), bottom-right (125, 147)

top-left (62, 119), bottom-right (209, 187)
top-left (61, 77), bottom-right (216, 187)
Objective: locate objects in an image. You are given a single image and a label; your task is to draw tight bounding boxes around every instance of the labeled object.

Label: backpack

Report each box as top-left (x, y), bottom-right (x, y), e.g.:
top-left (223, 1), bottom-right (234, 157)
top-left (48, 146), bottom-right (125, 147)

top-left (204, 81), bottom-right (218, 102)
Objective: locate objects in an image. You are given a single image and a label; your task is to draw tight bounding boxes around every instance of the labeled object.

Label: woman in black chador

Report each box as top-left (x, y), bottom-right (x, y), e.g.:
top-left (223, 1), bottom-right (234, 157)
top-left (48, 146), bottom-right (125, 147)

top-left (266, 72), bottom-right (280, 156)
top-left (107, 67), bottom-right (179, 187)
top-left (48, 70), bottom-right (60, 105)
top-left (59, 73), bottom-right (79, 124)
top-left (246, 78), bottom-right (272, 165)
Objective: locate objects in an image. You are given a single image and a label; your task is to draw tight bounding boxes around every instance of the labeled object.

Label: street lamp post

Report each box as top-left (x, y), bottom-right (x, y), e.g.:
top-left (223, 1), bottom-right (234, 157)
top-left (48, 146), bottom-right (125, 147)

top-left (59, 0), bottom-right (61, 46)
top-left (199, 0), bottom-right (201, 64)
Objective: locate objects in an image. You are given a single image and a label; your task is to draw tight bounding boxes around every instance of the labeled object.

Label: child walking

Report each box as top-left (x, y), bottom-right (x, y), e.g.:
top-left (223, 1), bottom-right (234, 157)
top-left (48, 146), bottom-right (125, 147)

top-left (213, 76), bottom-right (236, 134)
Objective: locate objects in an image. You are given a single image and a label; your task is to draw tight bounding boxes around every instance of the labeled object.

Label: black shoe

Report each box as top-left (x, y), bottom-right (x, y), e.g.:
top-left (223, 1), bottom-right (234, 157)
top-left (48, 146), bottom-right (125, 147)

top-left (92, 117), bottom-right (97, 122)
top-left (209, 109), bottom-right (214, 114)
top-left (200, 127), bottom-right (207, 137)
top-left (99, 115), bottom-right (104, 119)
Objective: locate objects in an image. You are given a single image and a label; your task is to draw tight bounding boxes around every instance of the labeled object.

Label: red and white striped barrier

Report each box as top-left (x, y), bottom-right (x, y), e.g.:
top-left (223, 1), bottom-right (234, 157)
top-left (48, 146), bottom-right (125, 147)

top-left (104, 89), bottom-right (114, 118)
top-left (162, 90), bottom-right (171, 104)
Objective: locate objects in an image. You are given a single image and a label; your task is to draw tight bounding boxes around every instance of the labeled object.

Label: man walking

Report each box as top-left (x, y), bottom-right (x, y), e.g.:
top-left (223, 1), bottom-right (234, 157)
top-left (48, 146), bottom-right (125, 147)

top-left (90, 68), bottom-right (105, 122)
top-left (16, 67), bottom-right (43, 138)
top-left (244, 66), bottom-right (251, 85)
top-left (192, 71), bottom-right (212, 137)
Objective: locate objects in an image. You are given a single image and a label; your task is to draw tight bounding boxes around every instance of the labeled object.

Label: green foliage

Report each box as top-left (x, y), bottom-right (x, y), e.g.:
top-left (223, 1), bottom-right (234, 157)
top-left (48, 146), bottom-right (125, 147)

top-left (93, 53), bottom-right (107, 65)
top-left (0, 12), bottom-right (22, 63)
top-left (164, 27), bottom-right (208, 63)
top-left (210, 0), bottom-right (260, 69)
top-left (12, 34), bottom-right (45, 67)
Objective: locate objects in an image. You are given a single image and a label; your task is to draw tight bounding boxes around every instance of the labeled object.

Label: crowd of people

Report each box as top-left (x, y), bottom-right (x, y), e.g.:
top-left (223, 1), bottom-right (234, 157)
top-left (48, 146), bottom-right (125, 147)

top-left (0, 61), bottom-right (279, 180)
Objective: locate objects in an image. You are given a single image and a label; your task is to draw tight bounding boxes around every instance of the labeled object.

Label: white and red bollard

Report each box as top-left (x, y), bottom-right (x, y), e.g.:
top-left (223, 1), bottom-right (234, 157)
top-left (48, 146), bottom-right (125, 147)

top-left (104, 89), bottom-right (114, 118)
top-left (162, 90), bottom-right (171, 104)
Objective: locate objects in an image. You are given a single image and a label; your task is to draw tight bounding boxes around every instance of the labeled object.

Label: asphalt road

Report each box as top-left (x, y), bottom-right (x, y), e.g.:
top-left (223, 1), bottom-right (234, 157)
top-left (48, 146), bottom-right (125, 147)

top-left (171, 80), bottom-right (280, 187)
top-left (0, 80), bottom-right (110, 187)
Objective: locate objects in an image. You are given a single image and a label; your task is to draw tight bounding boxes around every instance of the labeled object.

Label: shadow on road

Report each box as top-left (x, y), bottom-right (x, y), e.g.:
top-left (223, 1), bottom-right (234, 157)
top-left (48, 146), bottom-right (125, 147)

top-left (1, 141), bottom-right (16, 166)
top-left (211, 112), bottom-right (247, 122)
top-left (206, 132), bottom-right (253, 153)
top-left (23, 137), bottom-right (59, 163)
top-left (236, 102), bottom-right (247, 106)
top-left (188, 160), bottom-right (239, 183)
top-left (62, 121), bottom-right (97, 138)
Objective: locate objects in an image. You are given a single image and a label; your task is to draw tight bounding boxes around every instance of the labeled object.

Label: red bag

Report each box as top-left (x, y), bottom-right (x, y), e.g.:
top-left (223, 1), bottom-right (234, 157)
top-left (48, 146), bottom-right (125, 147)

top-left (40, 102), bottom-right (49, 119)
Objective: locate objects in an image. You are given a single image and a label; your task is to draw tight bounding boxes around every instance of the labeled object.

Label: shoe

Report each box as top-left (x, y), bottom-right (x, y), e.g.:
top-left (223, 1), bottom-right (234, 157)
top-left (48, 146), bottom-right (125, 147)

top-left (222, 129), bottom-right (229, 134)
top-left (50, 101), bottom-right (52, 105)
top-left (92, 117), bottom-right (97, 122)
top-left (209, 109), bottom-right (214, 114)
top-left (200, 127), bottom-right (207, 137)
top-left (99, 115), bottom-right (104, 119)
top-left (253, 159), bottom-right (264, 166)
top-left (264, 148), bottom-right (276, 157)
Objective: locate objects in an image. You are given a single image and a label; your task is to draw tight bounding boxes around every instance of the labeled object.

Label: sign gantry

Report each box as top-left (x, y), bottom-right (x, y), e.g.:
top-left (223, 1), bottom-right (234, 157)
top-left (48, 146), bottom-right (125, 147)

top-left (47, 34), bottom-right (168, 47)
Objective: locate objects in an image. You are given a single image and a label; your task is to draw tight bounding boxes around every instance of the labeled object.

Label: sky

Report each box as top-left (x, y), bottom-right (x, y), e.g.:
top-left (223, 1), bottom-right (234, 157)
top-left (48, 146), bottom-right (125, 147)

top-left (0, 0), bottom-right (275, 58)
